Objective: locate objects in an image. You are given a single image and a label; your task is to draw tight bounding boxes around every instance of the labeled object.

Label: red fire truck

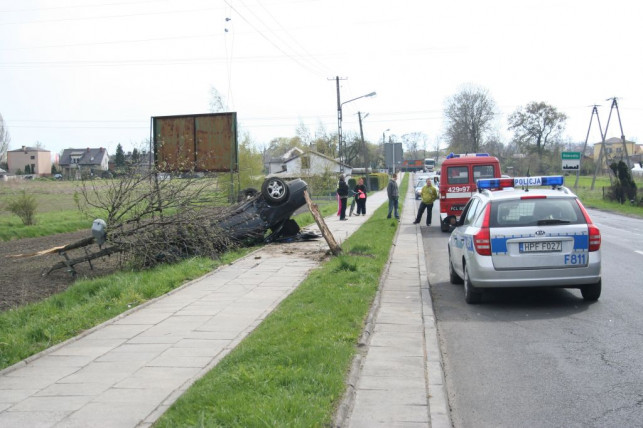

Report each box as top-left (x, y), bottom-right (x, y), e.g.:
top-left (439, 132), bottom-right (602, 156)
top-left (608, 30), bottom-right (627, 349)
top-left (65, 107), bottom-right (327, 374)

top-left (439, 153), bottom-right (501, 232)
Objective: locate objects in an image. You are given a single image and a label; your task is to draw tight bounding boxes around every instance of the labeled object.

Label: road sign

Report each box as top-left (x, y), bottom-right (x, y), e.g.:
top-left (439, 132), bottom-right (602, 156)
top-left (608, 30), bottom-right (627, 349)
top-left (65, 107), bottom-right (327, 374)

top-left (562, 152), bottom-right (581, 171)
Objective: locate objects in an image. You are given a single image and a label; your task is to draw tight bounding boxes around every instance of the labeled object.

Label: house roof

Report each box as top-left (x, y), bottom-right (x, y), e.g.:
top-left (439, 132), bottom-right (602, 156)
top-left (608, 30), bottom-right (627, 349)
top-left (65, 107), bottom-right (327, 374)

top-left (59, 148), bottom-right (109, 166)
top-left (595, 137), bottom-right (638, 145)
top-left (283, 149), bottom-right (351, 168)
top-left (8, 146), bottom-right (50, 153)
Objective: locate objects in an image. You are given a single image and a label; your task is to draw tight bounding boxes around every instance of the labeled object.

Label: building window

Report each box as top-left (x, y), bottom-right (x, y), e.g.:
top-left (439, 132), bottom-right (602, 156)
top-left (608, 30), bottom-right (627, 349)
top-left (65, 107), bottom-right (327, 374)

top-left (30, 155), bottom-right (35, 160)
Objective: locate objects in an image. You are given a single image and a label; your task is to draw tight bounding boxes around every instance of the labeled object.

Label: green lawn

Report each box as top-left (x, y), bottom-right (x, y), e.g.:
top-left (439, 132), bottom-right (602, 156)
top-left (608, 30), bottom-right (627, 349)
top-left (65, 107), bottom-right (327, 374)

top-left (0, 180), bottom-right (96, 241)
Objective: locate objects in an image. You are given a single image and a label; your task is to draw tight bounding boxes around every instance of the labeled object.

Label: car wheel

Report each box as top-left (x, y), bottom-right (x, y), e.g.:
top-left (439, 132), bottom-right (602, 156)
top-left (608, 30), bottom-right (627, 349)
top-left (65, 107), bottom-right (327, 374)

top-left (441, 221), bottom-right (450, 233)
top-left (463, 265), bottom-right (482, 304)
top-left (580, 279), bottom-right (601, 302)
top-left (261, 177), bottom-right (289, 205)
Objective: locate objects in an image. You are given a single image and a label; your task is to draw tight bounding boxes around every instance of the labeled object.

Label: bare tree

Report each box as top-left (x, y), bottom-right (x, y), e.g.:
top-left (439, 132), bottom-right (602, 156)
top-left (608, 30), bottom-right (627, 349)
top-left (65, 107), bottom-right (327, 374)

top-left (444, 85), bottom-right (497, 154)
top-left (507, 101), bottom-right (567, 160)
top-left (295, 119), bottom-right (311, 148)
top-left (0, 113), bottom-right (10, 165)
top-left (401, 132), bottom-right (428, 159)
top-left (209, 86), bottom-right (227, 113)
top-left (64, 169), bottom-right (238, 272)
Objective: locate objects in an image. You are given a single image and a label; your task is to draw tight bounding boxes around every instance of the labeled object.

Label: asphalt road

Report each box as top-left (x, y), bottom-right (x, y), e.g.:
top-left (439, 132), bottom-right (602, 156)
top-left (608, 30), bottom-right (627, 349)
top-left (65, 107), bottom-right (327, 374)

top-left (421, 203), bottom-right (643, 428)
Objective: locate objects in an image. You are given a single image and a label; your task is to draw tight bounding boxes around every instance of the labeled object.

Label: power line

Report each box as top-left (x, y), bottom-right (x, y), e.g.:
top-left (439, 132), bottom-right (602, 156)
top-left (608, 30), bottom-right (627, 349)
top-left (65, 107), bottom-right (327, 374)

top-left (0, 32), bottom-right (224, 51)
top-left (239, 0), bottom-right (332, 76)
top-left (0, 0), bottom-right (172, 14)
top-left (222, 0), bottom-right (326, 77)
top-left (0, 5), bottom-right (223, 26)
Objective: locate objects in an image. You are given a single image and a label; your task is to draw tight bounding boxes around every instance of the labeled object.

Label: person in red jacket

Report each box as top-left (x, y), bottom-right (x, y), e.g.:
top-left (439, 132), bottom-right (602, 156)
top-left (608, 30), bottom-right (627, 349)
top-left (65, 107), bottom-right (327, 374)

top-left (354, 177), bottom-right (367, 215)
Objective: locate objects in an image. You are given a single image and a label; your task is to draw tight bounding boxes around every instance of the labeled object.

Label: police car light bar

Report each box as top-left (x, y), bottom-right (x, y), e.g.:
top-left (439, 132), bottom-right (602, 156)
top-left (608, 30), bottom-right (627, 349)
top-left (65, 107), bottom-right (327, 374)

top-left (477, 175), bottom-right (565, 190)
top-left (445, 152), bottom-right (490, 159)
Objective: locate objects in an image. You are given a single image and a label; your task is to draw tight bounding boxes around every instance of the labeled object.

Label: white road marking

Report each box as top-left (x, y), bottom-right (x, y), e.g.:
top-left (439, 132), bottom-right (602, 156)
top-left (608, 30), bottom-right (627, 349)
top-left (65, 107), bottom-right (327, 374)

top-left (636, 251), bottom-right (643, 256)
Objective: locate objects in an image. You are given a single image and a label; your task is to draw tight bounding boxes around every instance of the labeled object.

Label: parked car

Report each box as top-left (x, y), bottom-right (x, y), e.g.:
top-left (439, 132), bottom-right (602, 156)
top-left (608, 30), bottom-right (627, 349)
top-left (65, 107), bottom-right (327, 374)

top-left (217, 177), bottom-right (311, 243)
top-left (448, 175), bottom-right (601, 304)
top-left (414, 180), bottom-right (425, 199)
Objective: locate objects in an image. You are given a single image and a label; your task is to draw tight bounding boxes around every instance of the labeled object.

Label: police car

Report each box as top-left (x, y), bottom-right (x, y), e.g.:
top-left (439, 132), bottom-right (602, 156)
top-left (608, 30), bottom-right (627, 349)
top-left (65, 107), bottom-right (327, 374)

top-left (447, 175), bottom-right (602, 304)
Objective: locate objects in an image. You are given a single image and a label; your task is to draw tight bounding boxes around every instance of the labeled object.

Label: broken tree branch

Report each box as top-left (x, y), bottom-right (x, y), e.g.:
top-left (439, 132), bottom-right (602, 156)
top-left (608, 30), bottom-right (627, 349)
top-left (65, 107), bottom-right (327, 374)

top-left (303, 190), bottom-right (342, 256)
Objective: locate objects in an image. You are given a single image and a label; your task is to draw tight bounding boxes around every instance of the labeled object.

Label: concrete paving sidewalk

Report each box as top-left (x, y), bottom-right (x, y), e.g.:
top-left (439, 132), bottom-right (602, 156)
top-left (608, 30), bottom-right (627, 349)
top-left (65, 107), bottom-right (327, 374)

top-left (0, 174), bottom-right (449, 428)
top-left (337, 178), bottom-right (450, 428)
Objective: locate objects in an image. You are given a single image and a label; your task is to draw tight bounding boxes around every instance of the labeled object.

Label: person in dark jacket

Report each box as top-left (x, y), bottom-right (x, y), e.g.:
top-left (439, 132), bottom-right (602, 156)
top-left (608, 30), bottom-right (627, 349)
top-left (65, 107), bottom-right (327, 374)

top-left (386, 173), bottom-right (399, 220)
top-left (337, 174), bottom-right (349, 220)
top-left (354, 177), bottom-right (367, 216)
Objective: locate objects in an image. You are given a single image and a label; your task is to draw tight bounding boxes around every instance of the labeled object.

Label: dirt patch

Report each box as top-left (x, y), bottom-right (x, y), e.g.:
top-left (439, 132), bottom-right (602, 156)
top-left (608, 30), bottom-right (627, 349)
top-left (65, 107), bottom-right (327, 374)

top-left (0, 230), bottom-right (331, 312)
top-left (0, 231), bottom-right (123, 312)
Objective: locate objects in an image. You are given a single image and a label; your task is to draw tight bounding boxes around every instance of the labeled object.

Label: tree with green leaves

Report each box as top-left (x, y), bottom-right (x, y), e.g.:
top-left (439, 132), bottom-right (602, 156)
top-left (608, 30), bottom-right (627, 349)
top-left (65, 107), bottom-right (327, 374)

top-left (238, 132), bottom-right (264, 189)
top-left (114, 143), bottom-right (126, 168)
top-left (508, 101), bottom-right (567, 160)
top-left (444, 85), bottom-right (497, 154)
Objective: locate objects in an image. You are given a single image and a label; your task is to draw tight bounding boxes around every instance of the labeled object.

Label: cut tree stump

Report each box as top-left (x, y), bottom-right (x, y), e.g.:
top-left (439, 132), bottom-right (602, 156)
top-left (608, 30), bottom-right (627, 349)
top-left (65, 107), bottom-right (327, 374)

top-left (303, 190), bottom-right (342, 256)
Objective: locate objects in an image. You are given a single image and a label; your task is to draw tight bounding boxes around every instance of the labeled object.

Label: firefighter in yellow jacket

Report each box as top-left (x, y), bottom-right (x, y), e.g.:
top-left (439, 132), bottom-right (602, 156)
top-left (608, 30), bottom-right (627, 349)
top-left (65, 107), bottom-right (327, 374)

top-left (413, 177), bottom-right (438, 226)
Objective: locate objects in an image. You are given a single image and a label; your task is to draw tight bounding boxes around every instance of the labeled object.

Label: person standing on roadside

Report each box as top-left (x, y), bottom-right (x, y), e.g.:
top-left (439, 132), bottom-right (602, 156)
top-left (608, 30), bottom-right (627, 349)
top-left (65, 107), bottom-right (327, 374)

top-left (386, 173), bottom-right (399, 220)
top-left (337, 174), bottom-right (349, 221)
top-left (413, 177), bottom-right (438, 226)
top-left (355, 177), bottom-right (368, 216)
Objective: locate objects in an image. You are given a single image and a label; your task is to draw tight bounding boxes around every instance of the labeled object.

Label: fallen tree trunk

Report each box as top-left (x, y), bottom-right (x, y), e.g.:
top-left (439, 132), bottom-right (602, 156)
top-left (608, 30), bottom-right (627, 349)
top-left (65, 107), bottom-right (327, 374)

top-left (303, 190), bottom-right (342, 256)
top-left (7, 237), bottom-right (95, 259)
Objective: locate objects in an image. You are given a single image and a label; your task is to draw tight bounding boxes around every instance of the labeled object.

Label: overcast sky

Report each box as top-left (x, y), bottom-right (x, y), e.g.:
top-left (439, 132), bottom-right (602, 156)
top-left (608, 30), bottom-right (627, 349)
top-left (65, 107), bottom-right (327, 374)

top-left (1, 0), bottom-right (642, 158)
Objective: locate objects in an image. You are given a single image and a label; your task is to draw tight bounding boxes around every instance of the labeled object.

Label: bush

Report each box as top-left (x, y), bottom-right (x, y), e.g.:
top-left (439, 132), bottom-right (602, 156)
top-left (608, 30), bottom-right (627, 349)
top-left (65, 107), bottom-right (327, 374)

top-left (606, 161), bottom-right (638, 204)
top-left (6, 190), bottom-right (38, 225)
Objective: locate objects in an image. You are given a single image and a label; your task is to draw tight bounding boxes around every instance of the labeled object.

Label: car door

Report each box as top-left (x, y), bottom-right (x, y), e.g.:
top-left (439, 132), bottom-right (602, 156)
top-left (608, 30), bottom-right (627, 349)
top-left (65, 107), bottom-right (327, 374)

top-left (450, 197), bottom-right (480, 278)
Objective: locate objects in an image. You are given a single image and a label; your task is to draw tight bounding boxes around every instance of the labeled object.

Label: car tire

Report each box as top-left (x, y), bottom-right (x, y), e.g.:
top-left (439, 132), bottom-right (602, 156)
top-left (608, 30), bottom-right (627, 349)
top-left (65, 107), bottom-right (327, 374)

top-left (441, 221), bottom-right (450, 233)
top-left (463, 265), bottom-right (482, 304)
top-left (261, 177), bottom-right (289, 205)
top-left (449, 250), bottom-right (463, 284)
top-left (580, 279), bottom-right (601, 302)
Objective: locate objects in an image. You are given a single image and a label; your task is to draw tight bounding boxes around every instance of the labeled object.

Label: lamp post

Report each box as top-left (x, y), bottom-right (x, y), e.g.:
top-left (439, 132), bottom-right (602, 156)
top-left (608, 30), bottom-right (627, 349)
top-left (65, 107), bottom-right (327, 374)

top-left (336, 86), bottom-right (376, 172)
top-left (381, 128), bottom-right (390, 171)
top-left (357, 111), bottom-right (370, 191)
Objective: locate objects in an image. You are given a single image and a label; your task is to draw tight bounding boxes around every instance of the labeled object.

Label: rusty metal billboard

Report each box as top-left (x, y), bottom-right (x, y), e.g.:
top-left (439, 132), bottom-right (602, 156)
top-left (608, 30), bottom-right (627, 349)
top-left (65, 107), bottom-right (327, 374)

top-left (151, 112), bottom-right (238, 172)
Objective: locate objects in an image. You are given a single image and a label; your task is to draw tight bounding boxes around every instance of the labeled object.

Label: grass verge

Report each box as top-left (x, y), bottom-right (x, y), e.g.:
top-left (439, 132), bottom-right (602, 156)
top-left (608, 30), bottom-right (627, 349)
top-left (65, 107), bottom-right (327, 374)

top-left (155, 176), bottom-right (409, 427)
top-left (0, 251), bottom-right (255, 370)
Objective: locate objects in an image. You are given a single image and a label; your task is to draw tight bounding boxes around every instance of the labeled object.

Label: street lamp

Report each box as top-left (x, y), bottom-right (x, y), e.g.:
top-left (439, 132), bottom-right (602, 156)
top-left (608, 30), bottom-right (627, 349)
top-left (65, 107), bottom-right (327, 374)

top-left (381, 128), bottom-right (390, 170)
top-left (357, 111), bottom-right (370, 190)
top-left (337, 91), bottom-right (376, 172)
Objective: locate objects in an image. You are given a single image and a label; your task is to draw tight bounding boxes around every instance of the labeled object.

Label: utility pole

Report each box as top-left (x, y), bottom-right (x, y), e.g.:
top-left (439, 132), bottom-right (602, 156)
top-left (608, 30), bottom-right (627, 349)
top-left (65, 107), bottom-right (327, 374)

top-left (575, 105), bottom-right (602, 189)
top-left (358, 111), bottom-right (370, 190)
top-left (330, 76), bottom-right (348, 171)
top-left (591, 97), bottom-right (631, 190)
